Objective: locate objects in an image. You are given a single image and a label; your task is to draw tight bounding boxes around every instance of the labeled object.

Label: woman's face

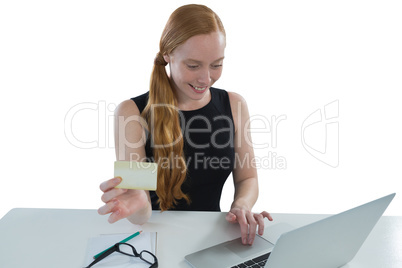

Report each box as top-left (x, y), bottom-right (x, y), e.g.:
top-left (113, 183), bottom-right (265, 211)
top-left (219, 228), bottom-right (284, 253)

top-left (164, 31), bottom-right (226, 107)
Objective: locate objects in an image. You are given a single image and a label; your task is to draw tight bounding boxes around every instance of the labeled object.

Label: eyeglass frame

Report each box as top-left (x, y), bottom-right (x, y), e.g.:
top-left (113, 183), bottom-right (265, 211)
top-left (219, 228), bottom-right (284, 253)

top-left (84, 242), bottom-right (158, 268)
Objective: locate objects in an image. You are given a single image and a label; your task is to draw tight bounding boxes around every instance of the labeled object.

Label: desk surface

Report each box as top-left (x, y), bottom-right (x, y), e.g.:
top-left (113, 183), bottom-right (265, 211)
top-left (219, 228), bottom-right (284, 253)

top-left (0, 208), bottom-right (401, 268)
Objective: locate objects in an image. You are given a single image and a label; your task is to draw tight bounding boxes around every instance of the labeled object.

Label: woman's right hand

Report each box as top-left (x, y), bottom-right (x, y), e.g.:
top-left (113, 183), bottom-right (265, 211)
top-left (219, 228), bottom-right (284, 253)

top-left (98, 177), bottom-right (151, 224)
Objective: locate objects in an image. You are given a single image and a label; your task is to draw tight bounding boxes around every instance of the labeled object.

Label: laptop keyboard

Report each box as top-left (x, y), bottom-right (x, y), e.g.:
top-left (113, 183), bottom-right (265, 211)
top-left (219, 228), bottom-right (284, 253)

top-left (231, 252), bottom-right (271, 268)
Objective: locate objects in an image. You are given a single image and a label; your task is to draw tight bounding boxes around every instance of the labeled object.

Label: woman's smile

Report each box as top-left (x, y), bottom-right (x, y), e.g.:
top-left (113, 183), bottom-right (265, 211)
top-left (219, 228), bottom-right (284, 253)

top-left (189, 84), bottom-right (209, 93)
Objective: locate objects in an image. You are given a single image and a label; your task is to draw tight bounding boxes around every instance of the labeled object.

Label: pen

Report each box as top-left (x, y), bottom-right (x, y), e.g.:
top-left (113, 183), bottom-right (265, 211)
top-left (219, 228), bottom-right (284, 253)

top-left (93, 231), bottom-right (142, 259)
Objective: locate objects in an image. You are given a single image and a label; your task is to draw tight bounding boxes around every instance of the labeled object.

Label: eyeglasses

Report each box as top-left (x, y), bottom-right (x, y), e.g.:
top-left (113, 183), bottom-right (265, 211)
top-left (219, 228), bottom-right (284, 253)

top-left (84, 243), bottom-right (158, 268)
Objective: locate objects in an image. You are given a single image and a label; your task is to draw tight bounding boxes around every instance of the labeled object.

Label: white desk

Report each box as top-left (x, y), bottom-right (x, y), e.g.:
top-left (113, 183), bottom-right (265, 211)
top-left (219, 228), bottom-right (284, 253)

top-left (0, 209), bottom-right (401, 267)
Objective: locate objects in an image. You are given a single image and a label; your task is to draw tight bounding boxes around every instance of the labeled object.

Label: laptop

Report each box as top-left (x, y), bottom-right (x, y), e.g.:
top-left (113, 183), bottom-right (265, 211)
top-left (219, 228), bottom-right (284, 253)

top-left (185, 193), bottom-right (395, 268)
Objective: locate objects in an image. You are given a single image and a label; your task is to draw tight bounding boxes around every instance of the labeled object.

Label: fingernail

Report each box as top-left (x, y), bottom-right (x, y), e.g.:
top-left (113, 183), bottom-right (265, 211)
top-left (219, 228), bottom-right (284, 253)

top-left (243, 238), bottom-right (247, 244)
top-left (249, 238), bottom-right (254, 245)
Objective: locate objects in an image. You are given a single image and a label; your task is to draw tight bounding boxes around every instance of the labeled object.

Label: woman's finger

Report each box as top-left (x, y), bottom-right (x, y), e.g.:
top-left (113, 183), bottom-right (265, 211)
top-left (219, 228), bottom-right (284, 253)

top-left (261, 211), bottom-right (273, 221)
top-left (108, 199), bottom-right (130, 223)
top-left (100, 177), bottom-right (122, 192)
top-left (254, 213), bottom-right (265, 236)
top-left (246, 212), bottom-right (257, 245)
top-left (234, 211), bottom-right (249, 245)
top-left (108, 208), bottom-right (122, 223)
top-left (225, 211), bottom-right (237, 223)
top-left (256, 211), bottom-right (273, 236)
top-left (98, 200), bottom-right (117, 215)
top-left (101, 188), bottom-right (127, 203)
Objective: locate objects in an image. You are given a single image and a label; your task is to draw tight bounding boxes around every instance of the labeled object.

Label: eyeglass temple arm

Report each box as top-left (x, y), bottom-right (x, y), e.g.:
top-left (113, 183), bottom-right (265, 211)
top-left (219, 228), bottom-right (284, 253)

top-left (83, 245), bottom-right (117, 268)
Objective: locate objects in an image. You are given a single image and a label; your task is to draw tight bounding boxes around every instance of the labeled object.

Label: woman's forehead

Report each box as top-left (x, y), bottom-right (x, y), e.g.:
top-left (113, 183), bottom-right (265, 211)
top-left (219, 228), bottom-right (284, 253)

top-left (172, 32), bottom-right (226, 62)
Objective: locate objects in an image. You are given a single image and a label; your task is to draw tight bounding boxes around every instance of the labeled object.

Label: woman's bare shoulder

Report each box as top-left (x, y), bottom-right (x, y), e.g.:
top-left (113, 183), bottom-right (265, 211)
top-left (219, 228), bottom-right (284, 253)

top-left (227, 91), bottom-right (248, 109)
top-left (115, 99), bottom-right (141, 117)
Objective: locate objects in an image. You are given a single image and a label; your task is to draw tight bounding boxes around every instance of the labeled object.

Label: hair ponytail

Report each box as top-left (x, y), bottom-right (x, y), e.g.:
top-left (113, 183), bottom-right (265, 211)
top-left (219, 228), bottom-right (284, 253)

top-left (141, 53), bottom-right (189, 211)
top-left (141, 4), bottom-right (225, 211)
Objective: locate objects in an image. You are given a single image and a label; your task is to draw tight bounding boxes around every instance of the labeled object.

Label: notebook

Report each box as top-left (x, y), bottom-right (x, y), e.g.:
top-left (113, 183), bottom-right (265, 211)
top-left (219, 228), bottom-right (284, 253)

top-left (185, 193), bottom-right (395, 268)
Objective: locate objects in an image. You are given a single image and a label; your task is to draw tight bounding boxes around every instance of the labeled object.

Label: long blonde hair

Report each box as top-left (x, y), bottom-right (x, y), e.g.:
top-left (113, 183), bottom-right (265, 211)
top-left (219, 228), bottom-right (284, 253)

top-left (141, 4), bottom-right (225, 211)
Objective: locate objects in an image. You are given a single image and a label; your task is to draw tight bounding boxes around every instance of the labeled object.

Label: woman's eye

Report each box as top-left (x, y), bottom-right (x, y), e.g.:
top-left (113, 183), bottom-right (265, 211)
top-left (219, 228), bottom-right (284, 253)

top-left (187, 65), bottom-right (199, 69)
top-left (212, 64), bottom-right (223, 68)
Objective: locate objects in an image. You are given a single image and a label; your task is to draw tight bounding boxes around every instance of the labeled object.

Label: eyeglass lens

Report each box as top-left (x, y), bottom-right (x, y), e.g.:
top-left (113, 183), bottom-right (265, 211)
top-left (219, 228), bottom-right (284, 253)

top-left (117, 243), bottom-right (137, 256)
top-left (140, 250), bottom-right (157, 264)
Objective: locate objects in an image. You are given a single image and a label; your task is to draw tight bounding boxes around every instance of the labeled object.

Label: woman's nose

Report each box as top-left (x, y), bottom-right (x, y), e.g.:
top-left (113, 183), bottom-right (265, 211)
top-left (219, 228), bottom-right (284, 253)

top-left (197, 68), bottom-right (211, 85)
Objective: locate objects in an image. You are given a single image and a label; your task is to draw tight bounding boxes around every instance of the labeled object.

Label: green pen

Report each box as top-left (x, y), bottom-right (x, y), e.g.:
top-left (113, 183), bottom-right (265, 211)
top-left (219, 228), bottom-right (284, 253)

top-left (93, 231), bottom-right (142, 259)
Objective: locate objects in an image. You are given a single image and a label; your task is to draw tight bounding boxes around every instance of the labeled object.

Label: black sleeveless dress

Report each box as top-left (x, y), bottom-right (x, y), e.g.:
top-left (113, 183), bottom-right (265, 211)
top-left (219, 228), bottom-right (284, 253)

top-left (131, 87), bottom-right (235, 211)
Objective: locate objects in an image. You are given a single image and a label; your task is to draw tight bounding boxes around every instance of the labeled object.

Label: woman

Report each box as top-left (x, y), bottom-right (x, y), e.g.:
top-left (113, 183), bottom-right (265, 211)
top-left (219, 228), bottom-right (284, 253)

top-left (98, 4), bottom-right (272, 245)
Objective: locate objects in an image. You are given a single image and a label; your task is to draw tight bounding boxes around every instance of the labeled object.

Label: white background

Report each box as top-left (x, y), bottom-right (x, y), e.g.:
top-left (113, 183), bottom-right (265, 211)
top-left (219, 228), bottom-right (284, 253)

top-left (1, 0), bottom-right (401, 220)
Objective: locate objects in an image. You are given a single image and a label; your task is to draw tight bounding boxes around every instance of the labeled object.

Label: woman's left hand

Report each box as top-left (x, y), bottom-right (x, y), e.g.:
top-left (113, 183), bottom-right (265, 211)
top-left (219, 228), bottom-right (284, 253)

top-left (226, 208), bottom-right (273, 245)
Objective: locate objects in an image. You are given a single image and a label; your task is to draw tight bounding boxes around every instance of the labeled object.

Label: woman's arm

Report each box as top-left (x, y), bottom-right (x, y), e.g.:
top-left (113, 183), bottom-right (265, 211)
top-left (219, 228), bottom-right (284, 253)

top-left (227, 92), bottom-right (273, 244)
top-left (98, 99), bottom-right (152, 225)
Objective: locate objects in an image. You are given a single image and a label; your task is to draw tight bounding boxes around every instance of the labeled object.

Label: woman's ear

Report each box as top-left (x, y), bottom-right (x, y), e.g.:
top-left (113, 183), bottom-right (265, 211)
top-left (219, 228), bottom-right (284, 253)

top-left (163, 54), bottom-right (170, 64)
